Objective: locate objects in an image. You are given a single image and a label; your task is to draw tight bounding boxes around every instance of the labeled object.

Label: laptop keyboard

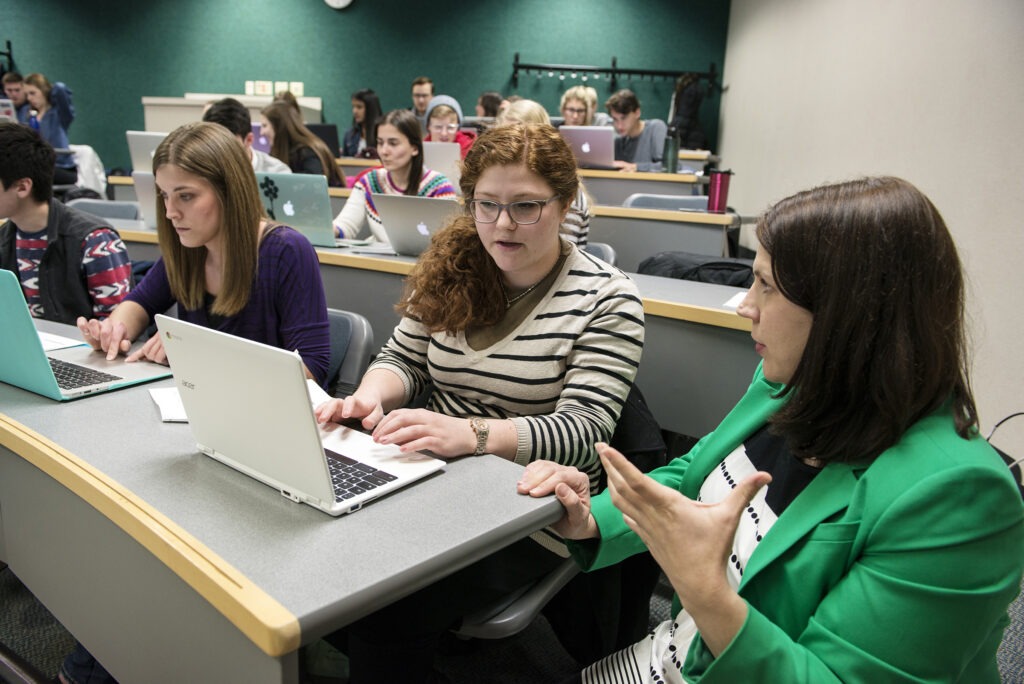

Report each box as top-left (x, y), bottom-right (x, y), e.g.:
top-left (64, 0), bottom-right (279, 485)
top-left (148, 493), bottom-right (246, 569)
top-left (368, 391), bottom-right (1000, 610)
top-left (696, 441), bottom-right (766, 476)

top-left (48, 357), bottom-right (121, 390)
top-left (325, 449), bottom-right (398, 501)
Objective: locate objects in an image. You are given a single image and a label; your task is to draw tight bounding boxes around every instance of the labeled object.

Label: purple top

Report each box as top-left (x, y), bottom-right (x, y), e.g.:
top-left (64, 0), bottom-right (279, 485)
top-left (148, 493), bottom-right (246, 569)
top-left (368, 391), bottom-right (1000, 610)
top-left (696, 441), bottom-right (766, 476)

top-left (127, 225), bottom-right (331, 385)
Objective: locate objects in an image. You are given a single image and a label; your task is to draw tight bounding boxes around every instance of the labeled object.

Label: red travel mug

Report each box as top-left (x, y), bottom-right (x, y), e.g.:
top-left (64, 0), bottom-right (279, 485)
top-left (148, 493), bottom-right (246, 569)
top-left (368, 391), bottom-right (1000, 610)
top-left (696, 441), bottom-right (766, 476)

top-left (707, 169), bottom-right (733, 213)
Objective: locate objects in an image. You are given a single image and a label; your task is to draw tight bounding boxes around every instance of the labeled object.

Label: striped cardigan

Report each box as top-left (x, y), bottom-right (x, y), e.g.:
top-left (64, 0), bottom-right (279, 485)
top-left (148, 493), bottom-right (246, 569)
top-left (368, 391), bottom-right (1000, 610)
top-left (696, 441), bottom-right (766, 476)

top-left (333, 167), bottom-right (456, 242)
top-left (370, 245), bottom-right (645, 488)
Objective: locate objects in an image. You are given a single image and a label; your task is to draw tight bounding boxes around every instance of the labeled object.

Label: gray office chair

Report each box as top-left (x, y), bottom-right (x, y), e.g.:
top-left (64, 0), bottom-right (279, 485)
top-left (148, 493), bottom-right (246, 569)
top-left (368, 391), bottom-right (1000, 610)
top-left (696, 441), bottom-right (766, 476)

top-left (325, 308), bottom-right (375, 397)
top-left (623, 192), bottom-right (709, 211)
top-left (583, 241), bottom-right (618, 266)
top-left (65, 198), bottom-right (141, 221)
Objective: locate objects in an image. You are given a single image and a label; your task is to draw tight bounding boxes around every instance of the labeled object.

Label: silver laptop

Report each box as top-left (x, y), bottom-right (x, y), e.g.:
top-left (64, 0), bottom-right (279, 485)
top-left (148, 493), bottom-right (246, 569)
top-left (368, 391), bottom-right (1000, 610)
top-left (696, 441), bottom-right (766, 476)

top-left (0, 98), bottom-right (16, 123)
top-left (254, 172), bottom-right (338, 248)
top-left (0, 270), bottom-right (172, 400)
top-left (155, 315), bottom-right (446, 516)
top-left (352, 194), bottom-right (459, 257)
top-left (423, 141), bottom-right (462, 194)
top-left (559, 125), bottom-right (617, 170)
top-left (126, 130), bottom-right (167, 172)
top-left (132, 171), bottom-right (159, 230)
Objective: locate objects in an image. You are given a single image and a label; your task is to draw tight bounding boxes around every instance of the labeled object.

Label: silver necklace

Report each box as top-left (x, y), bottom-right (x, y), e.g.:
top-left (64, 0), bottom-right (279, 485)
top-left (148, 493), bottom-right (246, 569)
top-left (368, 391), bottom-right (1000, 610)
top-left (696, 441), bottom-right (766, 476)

top-left (503, 279), bottom-right (545, 308)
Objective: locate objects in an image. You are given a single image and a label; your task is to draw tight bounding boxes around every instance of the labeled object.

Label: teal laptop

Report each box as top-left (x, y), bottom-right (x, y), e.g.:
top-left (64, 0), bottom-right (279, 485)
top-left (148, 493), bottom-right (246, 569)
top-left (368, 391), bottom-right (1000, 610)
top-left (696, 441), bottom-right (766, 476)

top-left (0, 270), bottom-right (172, 400)
top-left (254, 172), bottom-right (338, 248)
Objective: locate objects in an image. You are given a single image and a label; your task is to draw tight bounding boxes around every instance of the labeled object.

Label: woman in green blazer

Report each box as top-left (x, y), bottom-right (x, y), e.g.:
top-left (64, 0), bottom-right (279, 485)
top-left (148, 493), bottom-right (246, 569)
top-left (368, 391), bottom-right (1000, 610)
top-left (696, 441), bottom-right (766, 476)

top-left (521, 176), bottom-right (1024, 683)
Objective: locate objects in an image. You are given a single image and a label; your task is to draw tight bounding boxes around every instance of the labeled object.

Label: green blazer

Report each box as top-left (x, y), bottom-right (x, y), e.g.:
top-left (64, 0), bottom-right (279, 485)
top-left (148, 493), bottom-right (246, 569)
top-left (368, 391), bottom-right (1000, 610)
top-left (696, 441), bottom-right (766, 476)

top-left (571, 365), bottom-right (1024, 682)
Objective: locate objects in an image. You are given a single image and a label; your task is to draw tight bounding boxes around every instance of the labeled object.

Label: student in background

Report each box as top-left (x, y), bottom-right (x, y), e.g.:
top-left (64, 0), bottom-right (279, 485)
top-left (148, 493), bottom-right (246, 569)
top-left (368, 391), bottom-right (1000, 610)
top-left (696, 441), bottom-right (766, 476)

top-left (2, 71), bottom-right (30, 123)
top-left (495, 99), bottom-right (592, 247)
top-left (333, 109), bottom-right (455, 242)
top-left (202, 97), bottom-right (291, 174)
top-left (23, 72), bottom-right (77, 185)
top-left (475, 90), bottom-right (502, 118)
top-left (0, 122), bottom-right (131, 324)
top-left (342, 89), bottom-right (382, 158)
top-left (261, 101), bottom-right (344, 186)
top-left (316, 123), bottom-right (645, 683)
top-left (273, 89), bottom-right (301, 114)
top-left (520, 176), bottom-right (1024, 684)
top-left (605, 89), bottom-right (667, 173)
top-left (561, 86), bottom-right (613, 128)
top-left (423, 94), bottom-right (476, 158)
top-left (409, 75), bottom-right (433, 133)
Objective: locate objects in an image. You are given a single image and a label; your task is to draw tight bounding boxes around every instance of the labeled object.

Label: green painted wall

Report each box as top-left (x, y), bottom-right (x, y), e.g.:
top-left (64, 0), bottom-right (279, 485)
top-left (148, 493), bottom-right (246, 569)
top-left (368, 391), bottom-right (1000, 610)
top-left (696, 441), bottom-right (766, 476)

top-left (1, 0), bottom-right (729, 170)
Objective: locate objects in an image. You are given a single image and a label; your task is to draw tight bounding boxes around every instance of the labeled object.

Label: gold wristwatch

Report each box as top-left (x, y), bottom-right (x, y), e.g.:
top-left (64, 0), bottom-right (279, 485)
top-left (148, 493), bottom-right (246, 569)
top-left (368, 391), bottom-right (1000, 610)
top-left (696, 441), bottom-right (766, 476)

top-left (469, 417), bottom-right (489, 456)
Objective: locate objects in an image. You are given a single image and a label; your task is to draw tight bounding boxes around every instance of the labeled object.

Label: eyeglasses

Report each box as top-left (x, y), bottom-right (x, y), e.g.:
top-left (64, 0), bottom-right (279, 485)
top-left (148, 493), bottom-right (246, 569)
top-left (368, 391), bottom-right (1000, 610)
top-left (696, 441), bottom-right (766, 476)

top-left (563, 107), bottom-right (587, 115)
top-left (429, 123), bottom-right (459, 134)
top-left (468, 196), bottom-right (559, 225)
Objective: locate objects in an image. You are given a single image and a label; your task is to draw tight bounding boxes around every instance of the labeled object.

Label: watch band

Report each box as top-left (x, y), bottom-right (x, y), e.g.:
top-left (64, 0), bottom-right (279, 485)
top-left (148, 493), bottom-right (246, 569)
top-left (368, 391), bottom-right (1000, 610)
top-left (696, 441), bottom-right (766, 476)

top-left (469, 417), bottom-right (489, 456)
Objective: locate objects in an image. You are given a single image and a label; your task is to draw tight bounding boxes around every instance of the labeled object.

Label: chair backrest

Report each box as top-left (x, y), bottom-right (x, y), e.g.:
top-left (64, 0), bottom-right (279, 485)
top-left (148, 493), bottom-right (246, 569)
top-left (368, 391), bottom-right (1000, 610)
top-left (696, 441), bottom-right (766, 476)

top-left (584, 242), bottom-right (618, 267)
top-left (325, 308), bottom-right (374, 397)
top-left (623, 192), bottom-right (709, 211)
top-left (65, 198), bottom-right (141, 221)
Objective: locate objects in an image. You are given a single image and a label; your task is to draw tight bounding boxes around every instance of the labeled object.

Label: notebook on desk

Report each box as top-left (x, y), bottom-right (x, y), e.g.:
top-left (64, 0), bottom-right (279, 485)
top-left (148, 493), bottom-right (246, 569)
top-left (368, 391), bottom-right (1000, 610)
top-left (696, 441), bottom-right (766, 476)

top-left (126, 131), bottom-right (167, 172)
top-left (155, 315), bottom-right (446, 516)
top-left (559, 125), bottom-right (617, 170)
top-left (351, 194), bottom-right (460, 257)
top-left (253, 172), bottom-right (340, 248)
top-left (0, 270), bottom-right (172, 401)
top-left (423, 141), bottom-right (462, 193)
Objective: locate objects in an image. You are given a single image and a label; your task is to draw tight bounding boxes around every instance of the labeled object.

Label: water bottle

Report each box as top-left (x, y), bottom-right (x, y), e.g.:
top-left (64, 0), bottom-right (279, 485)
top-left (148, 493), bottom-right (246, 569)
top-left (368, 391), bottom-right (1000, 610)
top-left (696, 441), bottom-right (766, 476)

top-left (663, 125), bottom-right (679, 174)
top-left (28, 110), bottom-right (40, 131)
top-left (707, 169), bottom-right (734, 213)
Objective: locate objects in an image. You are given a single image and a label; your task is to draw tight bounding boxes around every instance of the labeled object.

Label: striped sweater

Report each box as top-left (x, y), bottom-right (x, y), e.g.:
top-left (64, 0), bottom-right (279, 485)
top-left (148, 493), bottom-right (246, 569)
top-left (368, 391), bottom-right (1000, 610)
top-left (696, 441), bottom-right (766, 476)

top-left (333, 167), bottom-right (456, 242)
top-left (371, 246), bottom-right (645, 489)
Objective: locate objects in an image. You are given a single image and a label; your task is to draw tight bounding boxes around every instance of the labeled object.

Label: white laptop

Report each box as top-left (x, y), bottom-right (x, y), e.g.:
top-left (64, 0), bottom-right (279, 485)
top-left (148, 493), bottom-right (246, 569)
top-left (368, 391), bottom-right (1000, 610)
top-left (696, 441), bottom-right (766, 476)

top-left (352, 194), bottom-right (460, 257)
top-left (155, 315), bottom-right (446, 516)
top-left (423, 141), bottom-right (462, 194)
top-left (253, 172), bottom-right (340, 248)
top-left (0, 98), bottom-right (16, 123)
top-left (126, 130), bottom-right (167, 172)
top-left (0, 270), bottom-right (172, 401)
top-left (132, 171), bottom-right (159, 230)
top-left (559, 125), bottom-right (617, 170)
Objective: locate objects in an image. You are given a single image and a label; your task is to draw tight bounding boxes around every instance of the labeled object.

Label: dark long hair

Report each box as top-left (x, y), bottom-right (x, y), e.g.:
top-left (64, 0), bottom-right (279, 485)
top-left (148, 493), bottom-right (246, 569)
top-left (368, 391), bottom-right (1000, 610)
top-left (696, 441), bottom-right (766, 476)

top-left (378, 109), bottom-right (424, 196)
top-left (761, 176), bottom-right (978, 464)
top-left (398, 123), bottom-right (578, 333)
top-left (262, 101), bottom-right (344, 186)
top-left (352, 89), bottom-right (383, 149)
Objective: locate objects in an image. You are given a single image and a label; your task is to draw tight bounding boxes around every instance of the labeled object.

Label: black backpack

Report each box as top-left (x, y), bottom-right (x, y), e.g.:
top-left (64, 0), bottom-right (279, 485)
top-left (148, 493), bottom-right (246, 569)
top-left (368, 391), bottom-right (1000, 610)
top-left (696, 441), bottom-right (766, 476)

top-left (638, 250), bottom-right (754, 288)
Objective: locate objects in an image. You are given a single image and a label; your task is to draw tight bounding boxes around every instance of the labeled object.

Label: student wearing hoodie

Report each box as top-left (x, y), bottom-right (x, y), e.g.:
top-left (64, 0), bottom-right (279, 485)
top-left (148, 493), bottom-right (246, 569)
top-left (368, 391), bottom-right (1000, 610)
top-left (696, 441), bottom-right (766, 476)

top-left (423, 94), bottom-right (476, 158)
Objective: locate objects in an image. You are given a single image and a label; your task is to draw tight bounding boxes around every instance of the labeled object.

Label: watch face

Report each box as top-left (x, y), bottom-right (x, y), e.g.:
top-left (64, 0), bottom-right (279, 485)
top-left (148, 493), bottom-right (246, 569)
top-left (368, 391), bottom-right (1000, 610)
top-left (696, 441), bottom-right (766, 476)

top-left (325, 0), bottom-right (353, 7)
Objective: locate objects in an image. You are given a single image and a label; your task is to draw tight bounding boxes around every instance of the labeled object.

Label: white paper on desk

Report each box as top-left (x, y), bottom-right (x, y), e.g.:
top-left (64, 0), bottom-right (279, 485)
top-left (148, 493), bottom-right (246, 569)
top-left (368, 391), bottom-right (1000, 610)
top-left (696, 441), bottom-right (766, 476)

top-left (150, 387), bottom-right (188, 422)
top-left (38, 331), bottom-right (87, 352)
top-left (723, 292), bottom-right (746, 310)
top-left (149, 380), bottom-right (332, 423)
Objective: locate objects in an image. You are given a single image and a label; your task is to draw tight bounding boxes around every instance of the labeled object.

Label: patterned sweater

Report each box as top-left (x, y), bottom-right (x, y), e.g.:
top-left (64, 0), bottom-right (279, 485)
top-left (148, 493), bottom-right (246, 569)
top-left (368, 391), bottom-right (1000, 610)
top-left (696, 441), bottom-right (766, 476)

top-left (333, 167), bottom-right (455, 242)
top-left (370, 245), bottom-right (645, 489)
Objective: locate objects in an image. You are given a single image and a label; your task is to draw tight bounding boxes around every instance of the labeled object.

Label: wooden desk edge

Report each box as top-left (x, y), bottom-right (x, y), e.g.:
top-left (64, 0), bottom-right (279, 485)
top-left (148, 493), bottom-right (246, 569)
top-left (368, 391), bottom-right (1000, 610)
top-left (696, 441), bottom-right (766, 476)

top-left (578, 169), bottom-right (707, 183)
top-left (642, 298), bottom-right (751, 331)
top-left (0, 414), bottom-right (301, 657)
top-left (593, 205), bottom-right (735, 225)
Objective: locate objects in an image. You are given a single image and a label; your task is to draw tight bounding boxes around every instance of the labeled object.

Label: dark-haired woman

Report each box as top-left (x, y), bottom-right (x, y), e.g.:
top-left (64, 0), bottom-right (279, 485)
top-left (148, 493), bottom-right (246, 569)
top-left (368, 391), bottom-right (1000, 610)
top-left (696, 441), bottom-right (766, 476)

top-left (342, 88), bottom-right (382, 157)
top-left (316, 123), bottom-right (645, 682)
top-left (521, 176), bottom-right (1024, 683)
top-left (260, 101), bottom-right (344, 187)
top-left (332, 109), bottom-right (455, 242)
